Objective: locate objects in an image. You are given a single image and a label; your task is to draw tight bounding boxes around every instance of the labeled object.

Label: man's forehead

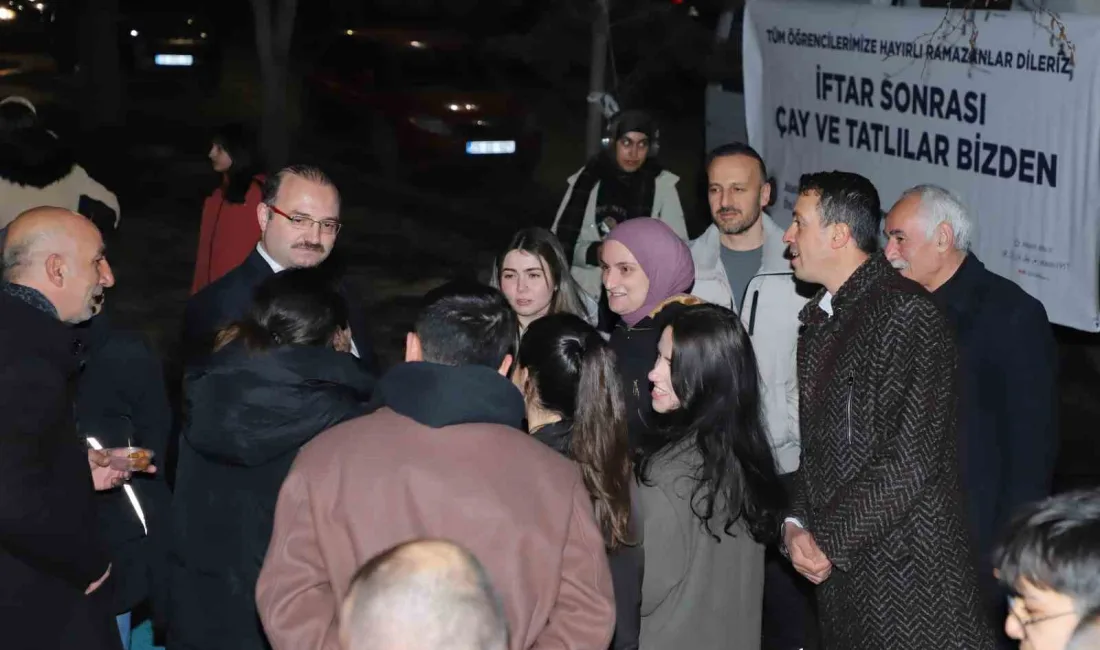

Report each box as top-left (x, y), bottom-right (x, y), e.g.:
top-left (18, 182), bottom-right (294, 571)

top-left (884, 199), bottom-right (922, 231)
top-left (709, 155), bottom-right (761, 183)
top-left (620, 131), bottom-right (649, 143)
top-left (276, 177), bottom-right (340, 217)
top-left (794, 192), bottom-right (820, 213)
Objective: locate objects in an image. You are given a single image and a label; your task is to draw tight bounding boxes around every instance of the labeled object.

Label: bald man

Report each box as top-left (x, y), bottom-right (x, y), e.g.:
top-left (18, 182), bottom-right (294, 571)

top-left (339, 540), bottom-right (509, 650)
top-left (0, 207), bottom-right (134, 650)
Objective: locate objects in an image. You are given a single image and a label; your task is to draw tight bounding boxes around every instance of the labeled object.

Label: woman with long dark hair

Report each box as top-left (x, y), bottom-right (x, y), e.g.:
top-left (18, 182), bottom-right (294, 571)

top-left (170, 267), bottom-right (373, 650)
top-left (489, 227), bottom-right (598, 333)
top-left (637, 303), bottom-right (786, 650)
top-left (515, 313), bottom-right (641, 649)
top-left (191, 123), bottom-right (266, 294)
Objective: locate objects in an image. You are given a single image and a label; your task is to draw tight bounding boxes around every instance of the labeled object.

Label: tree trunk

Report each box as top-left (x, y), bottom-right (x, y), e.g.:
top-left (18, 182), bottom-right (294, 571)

top-left (79, 0), bottom-right (123, 129)
top-left (250, 0), bottom-right (299, 168)
top-left (585, 0), bottom-right (611, 158)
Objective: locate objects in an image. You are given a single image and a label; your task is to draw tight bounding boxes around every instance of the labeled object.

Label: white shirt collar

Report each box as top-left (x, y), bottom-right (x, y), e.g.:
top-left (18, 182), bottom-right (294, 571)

top-left (256, 242), bottom-right (285, 273)
top-left (818, 292), bottom-right (834, 317)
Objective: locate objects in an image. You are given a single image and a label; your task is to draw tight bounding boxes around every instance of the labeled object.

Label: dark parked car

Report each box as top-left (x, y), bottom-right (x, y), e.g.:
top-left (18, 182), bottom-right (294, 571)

top-left (306, 28), bottom-right (542, 178)
top-left (118, 8), bottom-right (220, 88)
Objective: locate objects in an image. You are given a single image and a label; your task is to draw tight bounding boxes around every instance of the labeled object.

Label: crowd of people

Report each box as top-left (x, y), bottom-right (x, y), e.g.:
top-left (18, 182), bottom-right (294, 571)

top-left (0, 96), bottom-right (1097, 650)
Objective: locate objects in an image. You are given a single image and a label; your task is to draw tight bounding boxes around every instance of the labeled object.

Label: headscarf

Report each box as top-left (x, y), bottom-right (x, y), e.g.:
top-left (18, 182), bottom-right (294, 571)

top-left (610, 109), bottom-right (656, 142)
top-left (604, 217), bottom-right (694, 327)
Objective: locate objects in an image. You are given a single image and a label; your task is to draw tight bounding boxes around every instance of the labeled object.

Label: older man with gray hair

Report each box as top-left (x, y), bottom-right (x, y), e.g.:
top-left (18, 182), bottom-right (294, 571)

top-left (339, 539), bottom-right (509, 650)
top-left (884, 185), bottom-right (1059, 648)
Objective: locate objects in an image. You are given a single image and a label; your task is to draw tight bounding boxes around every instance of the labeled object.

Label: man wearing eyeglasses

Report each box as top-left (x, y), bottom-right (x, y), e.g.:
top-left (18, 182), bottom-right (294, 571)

top-left (183, 164), bottom-right (376, 371)
top-left (994, 488), bottom-right (1100, 650)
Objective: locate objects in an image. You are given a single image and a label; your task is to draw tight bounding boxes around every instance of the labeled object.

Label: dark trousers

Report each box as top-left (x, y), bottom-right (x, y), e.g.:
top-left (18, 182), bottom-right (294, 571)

top-left (762, 548), bottom-right (821, 650)
top-left (763, 472), bottom-right (821, 650)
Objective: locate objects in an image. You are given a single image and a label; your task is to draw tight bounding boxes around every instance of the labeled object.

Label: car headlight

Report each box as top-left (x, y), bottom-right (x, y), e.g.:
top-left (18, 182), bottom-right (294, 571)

top-left (408, 116), bottom-right (451, 136)
top-left (0, 7), bottom-right (17, 21)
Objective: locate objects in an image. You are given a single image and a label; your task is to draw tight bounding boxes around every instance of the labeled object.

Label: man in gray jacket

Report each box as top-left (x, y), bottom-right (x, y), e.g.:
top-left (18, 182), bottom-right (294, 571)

top-left (689, 143), bottom-right (815, 650)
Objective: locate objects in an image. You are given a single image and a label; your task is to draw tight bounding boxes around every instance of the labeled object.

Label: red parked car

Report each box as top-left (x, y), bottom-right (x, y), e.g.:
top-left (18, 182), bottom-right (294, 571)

top-left (306, 27), bottom-right (542, 178)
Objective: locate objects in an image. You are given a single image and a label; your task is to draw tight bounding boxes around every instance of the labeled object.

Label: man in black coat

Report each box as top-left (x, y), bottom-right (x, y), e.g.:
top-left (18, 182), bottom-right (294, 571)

top-left (780, 172), bottom-right (994, 649)
top-left (182, 164), bottom-right (376, 371)
top-left (0, 207), bottom-right (153, 650)
top-left (884, 184), bottom-right (1059, 646)
top-left (75, 308), bottom-right (174, 643)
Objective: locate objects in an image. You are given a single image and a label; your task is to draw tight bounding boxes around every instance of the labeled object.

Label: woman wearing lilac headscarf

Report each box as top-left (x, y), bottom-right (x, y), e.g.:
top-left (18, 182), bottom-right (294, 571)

top-left (600, 218), bottom-right (701, 449)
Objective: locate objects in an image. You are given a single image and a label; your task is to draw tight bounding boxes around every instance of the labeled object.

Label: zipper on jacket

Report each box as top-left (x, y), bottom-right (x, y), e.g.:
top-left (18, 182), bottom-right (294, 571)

top-left (633, 379), bottom-right (640, 398)
top-left (747, 290), bottom-right (760, 336)
top-left (846, 374), bottom-right (854, 443)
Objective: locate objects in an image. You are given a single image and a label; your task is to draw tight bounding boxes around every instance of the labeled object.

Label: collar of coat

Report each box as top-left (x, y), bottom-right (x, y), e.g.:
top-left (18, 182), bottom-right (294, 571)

top-left (1, 281), bottom-right (59, 319)
top-left (692, 212), bottom-right (792, 275)
top-left (799, 254), bottom-right (909, 326)
top-left (374, 361), bottom-right (526, 430)
top-left (931, 252), bottom-right (984, 313)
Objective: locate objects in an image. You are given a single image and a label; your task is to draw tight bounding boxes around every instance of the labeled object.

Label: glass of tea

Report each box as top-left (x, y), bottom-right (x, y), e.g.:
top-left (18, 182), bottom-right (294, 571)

top-left (106, 447), bottom-right (155, 472)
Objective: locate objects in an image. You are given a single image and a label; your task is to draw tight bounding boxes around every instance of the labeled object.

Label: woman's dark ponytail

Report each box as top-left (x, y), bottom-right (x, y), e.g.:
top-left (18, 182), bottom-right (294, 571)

top-left (571, 331), bottom-right (633, 549)
top-left (519, 313), bottom-right (634, 549)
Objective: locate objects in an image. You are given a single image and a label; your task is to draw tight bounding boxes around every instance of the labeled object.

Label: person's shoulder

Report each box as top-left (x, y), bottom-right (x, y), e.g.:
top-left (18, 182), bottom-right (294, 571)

top-left (688, 224), bottom-right (719, 250)
top-left (647, 439), bottom-right (698, 477)
top-left (288, 406), bottom-right (381, 470)
top-left (656, 168), bottom-right (680, 185)
top-left (873, 279), bottom-right (954, 347)
top-left (882, 279), bottom-right (942, 320)
top-left (980, 267), bottom-right (1049, 322)
top-left (190, 253), bottom-right (260, 306)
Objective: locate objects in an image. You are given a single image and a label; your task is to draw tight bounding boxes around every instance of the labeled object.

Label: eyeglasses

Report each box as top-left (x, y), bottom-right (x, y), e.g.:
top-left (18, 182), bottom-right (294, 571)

top-left (266, 204), bottom-right (342, 235)
top-left (1007, 596), bottom-right (1077, 629)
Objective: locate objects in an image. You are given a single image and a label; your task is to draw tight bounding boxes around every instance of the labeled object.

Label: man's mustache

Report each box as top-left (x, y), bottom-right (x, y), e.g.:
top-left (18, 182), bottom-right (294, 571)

top-left (293, 243), bottom-right (325, 252)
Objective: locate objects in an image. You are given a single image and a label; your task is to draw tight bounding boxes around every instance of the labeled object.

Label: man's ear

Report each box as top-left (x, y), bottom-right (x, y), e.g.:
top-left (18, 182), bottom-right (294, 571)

top-left (257, 202), bottom-right (270, 233)
top-left (829, 222), bottom-right (851, 250)
top-left (405, 332), bottom-right (423, 362)
top-left (935, 222), bottom-right (956, 253)
top-left (497, 353), bottom-right (514, 378)
top-left (759, 179), bottom-right (773, 211)
top-left (45, 253), bottom-right (65, 288)
top-left (512, 365), bottom-right (529, 391)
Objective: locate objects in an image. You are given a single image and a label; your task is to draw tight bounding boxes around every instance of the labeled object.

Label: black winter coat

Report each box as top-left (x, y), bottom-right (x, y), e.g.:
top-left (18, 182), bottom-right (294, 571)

top-left (608, 296), bottom-right (701, 451)
top-left (0, 287), bottom-right (120, 650)
top-left (74, 312), bottom-right (173, 622)
top-left (169, 343), bottom-right (374, 650)
top-left (932, 254), bottom-right (1059, 569)
top-left (533, 420), bottom-right (644, 650)
top-left (792, 255), bottom-right (994, 650)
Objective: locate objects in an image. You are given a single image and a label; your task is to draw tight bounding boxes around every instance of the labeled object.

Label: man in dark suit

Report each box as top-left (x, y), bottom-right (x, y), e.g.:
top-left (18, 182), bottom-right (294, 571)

top-left (884, 184), bottom-right (1059, 648)
top-left (0, 207), bottom-right (156, 650)
top-left (182, 164), bottom-right (376, 371)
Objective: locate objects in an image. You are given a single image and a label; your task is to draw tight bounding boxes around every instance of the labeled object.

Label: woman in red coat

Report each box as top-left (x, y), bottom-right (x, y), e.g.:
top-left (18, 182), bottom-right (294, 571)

top-left (191, 124), bottom-right (265, 295)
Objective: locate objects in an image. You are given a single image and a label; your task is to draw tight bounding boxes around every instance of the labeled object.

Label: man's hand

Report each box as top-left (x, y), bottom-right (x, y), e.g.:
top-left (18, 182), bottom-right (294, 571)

top-left (784, 522), bottom-right (833, 584)
top-left (86, 564), bottom-right (111, 595)
top-left (88, 449), bottom-right (130, 491)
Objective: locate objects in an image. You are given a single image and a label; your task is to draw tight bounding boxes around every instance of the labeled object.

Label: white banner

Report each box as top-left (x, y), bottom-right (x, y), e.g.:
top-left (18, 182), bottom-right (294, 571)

top-left (744, 0), bottom-right (1100, 332)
